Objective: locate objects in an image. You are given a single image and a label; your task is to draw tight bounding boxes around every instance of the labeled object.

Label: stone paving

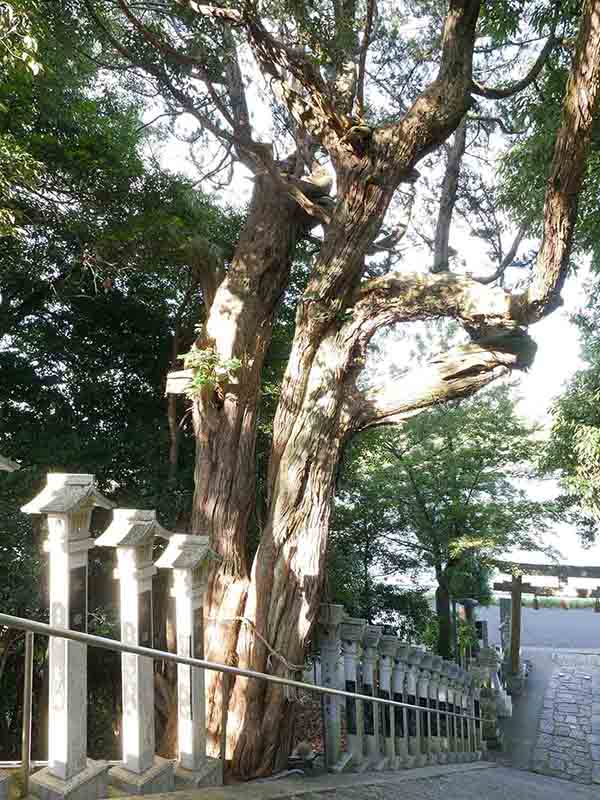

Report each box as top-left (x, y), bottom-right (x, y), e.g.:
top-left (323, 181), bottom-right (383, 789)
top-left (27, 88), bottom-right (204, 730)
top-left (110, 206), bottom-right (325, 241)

top-left (130, 764), bottom-right (600, 800)
top-left (532, 652), bottom-right (600, 785)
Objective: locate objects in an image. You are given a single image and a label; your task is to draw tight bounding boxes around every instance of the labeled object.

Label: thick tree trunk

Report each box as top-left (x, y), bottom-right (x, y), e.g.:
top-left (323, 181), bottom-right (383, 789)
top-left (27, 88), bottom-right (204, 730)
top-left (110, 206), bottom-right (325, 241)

top-left (194, 176), bottom-right (306, 757)
top-left (436, 582), bottom-right (453, 660)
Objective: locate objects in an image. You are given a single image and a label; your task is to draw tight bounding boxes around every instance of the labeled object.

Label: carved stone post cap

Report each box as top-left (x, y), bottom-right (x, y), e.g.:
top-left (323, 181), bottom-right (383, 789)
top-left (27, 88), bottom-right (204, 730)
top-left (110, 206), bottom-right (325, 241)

top-left (362, 625), bottom-right (383, 649)
top-left (379, 634), bottom-right (399, 657)
top-left (341, 617), bottom-right (366, 641)
top-left (406, 646), bottom-right (426, 666)
top-left (318, 604), bottom-right (345, 626)
top-left (420, 652), bottom-right (434, 670)
top-left (395, 641), bottom-right (412, 660)
top-left (95, 508), bottom-right (171, 548)
top-left (431, 655), bottom-right (444, 673)
top-left (22, 473), bottom-right (114, 515)
top-left (155, 533), bottom-right (220, 570)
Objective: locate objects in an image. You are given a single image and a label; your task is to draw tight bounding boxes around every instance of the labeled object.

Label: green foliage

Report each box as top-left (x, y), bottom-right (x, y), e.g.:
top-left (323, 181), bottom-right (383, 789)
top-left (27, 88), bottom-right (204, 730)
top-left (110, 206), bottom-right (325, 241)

top-left (330, 382), bottom-right (562, 655)
top-left (179, 341), bottom-right (242, 399)
top-left (0, 1), bottom-right (43, 75)
top-left (545, 279), bottom-right (600, 530)
top-left (457, 618), bottom-right (477, 653)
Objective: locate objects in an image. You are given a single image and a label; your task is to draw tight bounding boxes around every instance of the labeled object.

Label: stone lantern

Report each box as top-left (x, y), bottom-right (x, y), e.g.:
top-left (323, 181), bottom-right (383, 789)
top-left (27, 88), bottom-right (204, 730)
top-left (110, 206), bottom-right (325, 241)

top-left (155, 533), bottom-right (222, 786)
top-left (95, 509), bottom-right (174, 795)
top-left (22, 473), bottom-right (114, 800)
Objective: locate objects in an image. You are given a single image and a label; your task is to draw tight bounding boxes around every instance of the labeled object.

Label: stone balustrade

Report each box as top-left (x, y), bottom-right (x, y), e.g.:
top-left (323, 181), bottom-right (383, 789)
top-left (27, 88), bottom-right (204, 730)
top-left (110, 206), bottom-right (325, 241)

top-left (317, 603), bottom-right (486, 774)
top-left (12, 474), bottom-right (488, 800)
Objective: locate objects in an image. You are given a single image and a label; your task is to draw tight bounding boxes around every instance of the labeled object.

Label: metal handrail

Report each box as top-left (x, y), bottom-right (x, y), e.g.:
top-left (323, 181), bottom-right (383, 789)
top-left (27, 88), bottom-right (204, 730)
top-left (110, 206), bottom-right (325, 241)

top-left (0, 611), bottom-right (489, 724)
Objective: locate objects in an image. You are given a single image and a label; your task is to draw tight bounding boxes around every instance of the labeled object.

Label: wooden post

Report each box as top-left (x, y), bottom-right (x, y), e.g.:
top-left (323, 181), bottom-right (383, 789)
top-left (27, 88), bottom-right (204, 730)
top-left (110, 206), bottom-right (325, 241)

top-left (510, 575), bottom-right (522, 676)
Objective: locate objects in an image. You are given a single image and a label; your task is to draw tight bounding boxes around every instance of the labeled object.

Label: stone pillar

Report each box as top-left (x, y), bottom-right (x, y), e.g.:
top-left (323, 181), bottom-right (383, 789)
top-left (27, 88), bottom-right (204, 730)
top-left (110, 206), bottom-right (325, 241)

top-left (155, 533), bottom-right (222, 787)
top-left (444, 664), bottom-right (458, 763)
top-left (393, 643), bottom-right (413, 769)
top-left (428, 656), bottom-right (443, 762)
top-left (362, 626), bottom-right (384, 769)
top-left (341, 618), bottom-right (366, 771)
top-left (406, 647), bottom-right (427, 767)
top-left (417, 653), bottom-right (433, 765)
top-left (378, 635), bottom-right (397, 767)
top-left (457, 669), bottom-right (470, 762)
top-left (452, 670), bottom-right (465, 761)
top-left (22, 474), bottom-right (113, 800)
top-left (96, 509), bottom-right (174, 795)
top-left (437, 664), bottom-right (450, 764)
top-left (316, 604), bottom-right (346, 771)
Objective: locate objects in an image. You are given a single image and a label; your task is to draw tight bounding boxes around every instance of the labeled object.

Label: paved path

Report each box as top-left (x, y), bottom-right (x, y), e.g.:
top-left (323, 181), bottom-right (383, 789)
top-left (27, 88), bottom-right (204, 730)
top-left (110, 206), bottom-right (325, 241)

top-left (478, 606), bottom-right (600, 649)
top-left (497, 647), bottom-right (556, 771)
top-left (531, 651), bottom-right (600, 785)
top-left (129, 764), bottom-right (600, 800)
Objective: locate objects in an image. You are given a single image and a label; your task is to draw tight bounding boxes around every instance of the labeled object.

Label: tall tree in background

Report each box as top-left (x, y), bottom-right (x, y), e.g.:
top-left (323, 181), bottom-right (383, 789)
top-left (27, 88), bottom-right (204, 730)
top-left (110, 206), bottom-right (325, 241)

top-left (8, 0), bottom-right (600, 775)
top-left (546, 280), bottom-right (600, 527)
top-left (338, 385), bottom-right (556, 658)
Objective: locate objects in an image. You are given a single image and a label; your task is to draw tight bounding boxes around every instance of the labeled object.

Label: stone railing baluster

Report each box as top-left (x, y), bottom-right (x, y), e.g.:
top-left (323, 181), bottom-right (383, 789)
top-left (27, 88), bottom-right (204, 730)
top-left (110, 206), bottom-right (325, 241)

top-left (429, 656), bottom-right (444, 763)
top-left (317, 604), bottom-right (346, 772)
top-left (437, 663), bottom-right (450, 764)
top-left (417, 652), bottom-right (433, 765)
top-left (406, 647), bottom-right (427, 767)
top-left (378, 634), bottom-right (398, 768)
top-left (361, 625), bottom-right (384, 769)
top-left (155, 533), bottom-right (222, 787)
top-left (393, 643), bottom-right (413, 769)
top-left (341, 617), bottom-right (366, 771)
top-left (96, 509), bottom-right (174, 795)
top-left (22, 474), bottom-right (114, 800)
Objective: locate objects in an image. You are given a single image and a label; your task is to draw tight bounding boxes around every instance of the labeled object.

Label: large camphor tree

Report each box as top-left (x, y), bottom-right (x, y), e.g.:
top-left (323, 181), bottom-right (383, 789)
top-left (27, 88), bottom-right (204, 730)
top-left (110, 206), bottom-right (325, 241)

top-left (80, 0), bottom-right (600, 777)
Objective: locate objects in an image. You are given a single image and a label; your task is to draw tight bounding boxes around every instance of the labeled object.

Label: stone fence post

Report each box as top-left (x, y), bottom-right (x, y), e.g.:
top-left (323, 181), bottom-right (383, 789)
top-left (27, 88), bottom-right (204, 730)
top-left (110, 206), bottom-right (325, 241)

top-left (341, 618), bottom-right (366, 770)
top-left (393, 644), bottom-right (413, 768)
top-left (155, 533), bottom-right (222, 787)
top-left (22, 473), bottom-right (113, 800)
top-left (96, 509), bottom-right (174, 795)
top-left (378, 635), bottom-right (397, 767)
top-left (362, 625), bottom-right (384, 769)
top-left (406, 647), bottom-right (427, 767)
top-left (317, 604), bottom-right (345, 771)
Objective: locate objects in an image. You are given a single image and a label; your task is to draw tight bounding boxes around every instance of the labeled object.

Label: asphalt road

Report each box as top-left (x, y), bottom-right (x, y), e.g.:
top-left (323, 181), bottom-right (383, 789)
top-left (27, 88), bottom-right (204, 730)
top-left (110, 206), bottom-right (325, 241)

top-left (477, 606), bottom-right (600, 650)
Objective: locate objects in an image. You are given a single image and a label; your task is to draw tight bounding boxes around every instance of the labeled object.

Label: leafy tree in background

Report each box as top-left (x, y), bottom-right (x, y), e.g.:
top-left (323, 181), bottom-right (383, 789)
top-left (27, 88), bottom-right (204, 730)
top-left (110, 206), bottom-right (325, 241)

top-left (546, 279), bottom-right (600, 526)
top-left (0, 1), bottom-right (241, 757)
top-left (328, 469), bottom-right (432, 640)
top-left (333, 385), bottom-right (558, 658)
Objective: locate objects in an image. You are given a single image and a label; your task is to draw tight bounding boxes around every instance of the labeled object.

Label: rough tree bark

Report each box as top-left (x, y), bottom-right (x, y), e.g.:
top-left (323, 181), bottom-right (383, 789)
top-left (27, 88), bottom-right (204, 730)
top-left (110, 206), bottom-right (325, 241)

top-left (92, 0), bottom-right (600, 779)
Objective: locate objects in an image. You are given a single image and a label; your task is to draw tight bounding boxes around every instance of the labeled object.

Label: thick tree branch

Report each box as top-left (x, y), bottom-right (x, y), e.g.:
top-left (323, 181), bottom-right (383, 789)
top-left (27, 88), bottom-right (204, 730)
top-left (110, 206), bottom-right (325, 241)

top-left (432, 118), bottom-right (467, 273)
top-left (345, 330), bottom-right (536, 432)
top-left (379, 0), bottom-right (480, 175)
top-left (356, 0), bottom-right (377, 117)
top-left (523, 0), bottom-right (600, 321)
top-left (471, 33), bottom-right (557, 99)
top-left (352, 270), bottom-right (518, 331)
top-left (473, 222), bottom-right (528, 285)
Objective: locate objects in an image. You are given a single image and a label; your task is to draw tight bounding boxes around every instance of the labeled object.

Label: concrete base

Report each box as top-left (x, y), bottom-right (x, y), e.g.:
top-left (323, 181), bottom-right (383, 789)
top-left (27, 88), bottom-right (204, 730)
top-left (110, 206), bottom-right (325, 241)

top-left (174, 758), bottom-right (222, 789)
top-left (109, 757), bottom-right (174, 796)
top-left (0, 770), bottom-right (12, 800)
top-left (30, 760), bottom-right (108, 800)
